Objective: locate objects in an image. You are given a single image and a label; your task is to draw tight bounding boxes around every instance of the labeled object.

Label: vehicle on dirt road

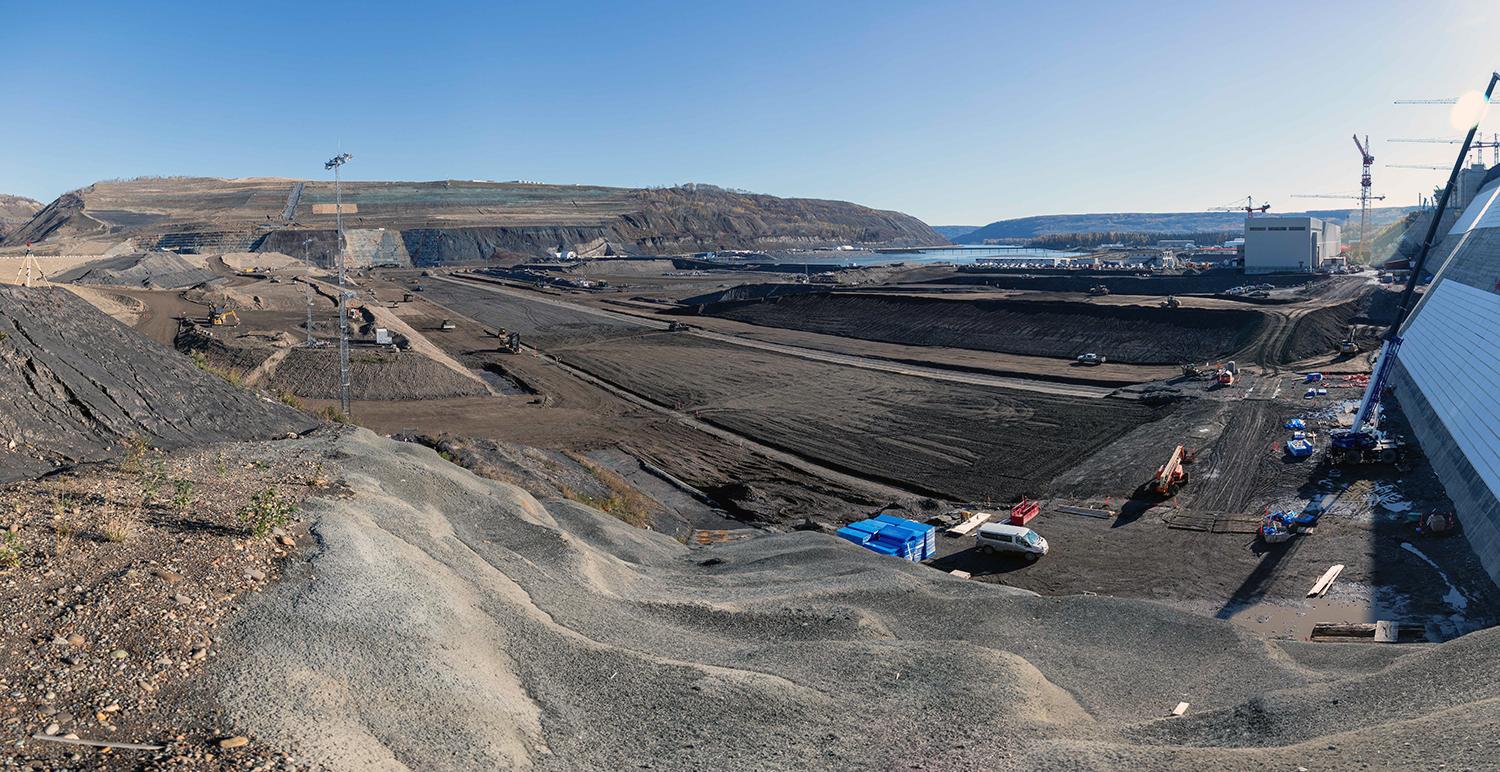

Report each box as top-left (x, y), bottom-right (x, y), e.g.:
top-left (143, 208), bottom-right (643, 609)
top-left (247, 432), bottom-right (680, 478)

top-left (974, 523), bottom-right (1048, 562)
top-left (1076, 352), bottom-right (1106, 366)
top-left (1087, 284), bottom-right (1110, 296)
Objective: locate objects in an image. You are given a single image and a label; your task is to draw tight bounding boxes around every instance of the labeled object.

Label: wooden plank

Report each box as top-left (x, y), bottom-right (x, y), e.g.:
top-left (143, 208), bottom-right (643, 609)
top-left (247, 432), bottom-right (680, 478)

top-left (30, 734), bottom-right (164, 751)
top-left (945, 511), bottom-right (993, 537)
top-left (1055, 505), bottom-right (1114, 519)
top-left (1373, 620), bottom-right (1398, 643)
top-left (1307, 564), bottom-right (1345, 597)
top-left (1171, 702), bottom-right (1190, 717)
top-left (949, 569), bottom-right (972, 580)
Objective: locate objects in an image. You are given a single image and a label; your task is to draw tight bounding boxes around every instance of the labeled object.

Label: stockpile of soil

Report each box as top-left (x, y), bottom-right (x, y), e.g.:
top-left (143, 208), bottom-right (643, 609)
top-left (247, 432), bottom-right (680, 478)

top-left (268, 347), bottom-right (489, 401)
top-left (201, 430), bottom-right (1500, 770)
top-left (56, 252), bottom-right (220, 289)
top-left (175, 324), bottom-right (281, 377)
top-left (1280, 286), bottom-right (1392, 363)
top-left (700, 292), bottom-right (1265, 365)
top-left (0, 287), bottom-right (314, 482)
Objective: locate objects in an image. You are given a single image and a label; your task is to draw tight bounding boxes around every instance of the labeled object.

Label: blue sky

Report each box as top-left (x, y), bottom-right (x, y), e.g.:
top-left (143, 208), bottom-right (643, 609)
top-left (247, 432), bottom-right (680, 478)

top-left (4, 0), bottom-right (1498, 224)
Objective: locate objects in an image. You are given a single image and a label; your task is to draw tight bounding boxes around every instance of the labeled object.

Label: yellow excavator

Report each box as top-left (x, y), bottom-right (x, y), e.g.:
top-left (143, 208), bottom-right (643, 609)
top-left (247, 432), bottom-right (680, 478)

top-left (210, 306), bottom-right (240, 326)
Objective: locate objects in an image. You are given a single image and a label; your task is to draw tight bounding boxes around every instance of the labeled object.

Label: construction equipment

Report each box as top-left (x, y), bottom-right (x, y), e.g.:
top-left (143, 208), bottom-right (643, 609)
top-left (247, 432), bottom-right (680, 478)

top-left (1148, 444), bottom-right (1190, 497)
top-left (1331, 71), bottom-right (1500, 466)
top-left (1338, 327), bottom-right (1360, 355)
top-left (1181, 362), bottom-right (1210, 380)
top-left (1215, 361), bottom-right (1238, 387)
top-left (1160, 296), bottom-right (1181, 309)
top-left (209, 306), bottom-right (240, 326)
top-left (438, 319), bottom-right (457, 331)
top-left (495, 327), bottom-right (521, 353)
top-left (1208, 196), bottom-right (1271, 215)
top-left (1009, 498), bottom-right (1040, 526)
top-left (1087, 284), bottom-right (1110, 296)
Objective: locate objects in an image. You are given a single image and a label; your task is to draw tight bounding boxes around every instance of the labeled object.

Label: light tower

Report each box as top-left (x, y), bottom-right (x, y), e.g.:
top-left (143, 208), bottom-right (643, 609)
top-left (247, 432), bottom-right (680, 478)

top-left (324, 152), bottom-right (353, 416)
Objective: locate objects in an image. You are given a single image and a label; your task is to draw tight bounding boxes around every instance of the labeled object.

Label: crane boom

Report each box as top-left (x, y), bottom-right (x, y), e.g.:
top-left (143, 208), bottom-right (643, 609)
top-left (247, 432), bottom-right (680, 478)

top-left (1336, 71), bottom-right (1500, 452)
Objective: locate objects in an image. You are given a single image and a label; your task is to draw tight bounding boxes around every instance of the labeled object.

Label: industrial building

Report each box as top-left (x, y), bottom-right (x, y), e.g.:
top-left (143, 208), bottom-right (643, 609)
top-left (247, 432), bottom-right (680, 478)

top-left (1242, 216), bottom-right (1341, 274)
top-left (1393, 165), bottom-right (1500, 586)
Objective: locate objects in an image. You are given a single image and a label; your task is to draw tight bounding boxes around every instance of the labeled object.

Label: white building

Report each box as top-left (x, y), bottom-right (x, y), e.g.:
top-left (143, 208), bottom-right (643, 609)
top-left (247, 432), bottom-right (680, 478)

top-left (1242, 216), bottom-right (1341, 274)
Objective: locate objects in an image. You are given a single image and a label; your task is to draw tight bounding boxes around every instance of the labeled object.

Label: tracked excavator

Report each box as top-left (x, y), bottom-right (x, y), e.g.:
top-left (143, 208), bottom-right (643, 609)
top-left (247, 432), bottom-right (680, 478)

top-left (1329, 71), bottom-right (1500, 466)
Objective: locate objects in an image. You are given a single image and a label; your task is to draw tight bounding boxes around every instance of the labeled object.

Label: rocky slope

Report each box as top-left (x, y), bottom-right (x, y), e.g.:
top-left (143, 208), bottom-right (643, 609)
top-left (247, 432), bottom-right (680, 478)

top-left (0, 193), bottom-right (43, 240)
top-left (4, 178), bottom-right (946, 261)
top-left (200, 428), bottom-right (1500, 770)
top-left (0, 286), bottom-right (316, 482)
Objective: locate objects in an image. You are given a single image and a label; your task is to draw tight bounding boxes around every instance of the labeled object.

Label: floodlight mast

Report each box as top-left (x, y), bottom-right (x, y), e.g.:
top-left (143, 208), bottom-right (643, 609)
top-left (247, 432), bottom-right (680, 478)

top-left (324, 152), bottom-right (353, 415)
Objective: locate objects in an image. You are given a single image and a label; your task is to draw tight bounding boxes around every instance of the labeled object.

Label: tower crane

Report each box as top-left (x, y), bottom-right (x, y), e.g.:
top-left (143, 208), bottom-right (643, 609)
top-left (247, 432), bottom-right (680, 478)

top-left (1289, 191), bottom-right (1387, 262)
top-left (1352, 134), bottom-right (1376, 264)
top-left (1385, 163), bottom-right (1449, 170)
top-left (1389, 135), bottom-right (1500, 166)
top-left (1208, 196), bottom-right (1271, 215)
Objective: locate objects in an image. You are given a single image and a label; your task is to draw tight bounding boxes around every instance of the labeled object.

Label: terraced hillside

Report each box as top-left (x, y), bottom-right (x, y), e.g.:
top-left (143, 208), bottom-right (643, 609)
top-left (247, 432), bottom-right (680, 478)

top-left (4, 177), bottom-right (945, 261)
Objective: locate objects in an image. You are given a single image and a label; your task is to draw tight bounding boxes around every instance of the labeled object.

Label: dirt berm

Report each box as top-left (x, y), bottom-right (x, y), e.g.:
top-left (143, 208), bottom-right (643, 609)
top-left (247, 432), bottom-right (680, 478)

top-left (695, 292), bottom-right (1265, 365)
top-left (200, 428), bottom-right (1500, 770)
top-left (0, 286), bottom-right (314, 482)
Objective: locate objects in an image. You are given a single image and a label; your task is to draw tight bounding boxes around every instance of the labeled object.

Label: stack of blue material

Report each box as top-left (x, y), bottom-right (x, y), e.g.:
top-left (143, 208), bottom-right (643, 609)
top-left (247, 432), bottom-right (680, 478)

top-left (835, 515), bottom-right (936, 561)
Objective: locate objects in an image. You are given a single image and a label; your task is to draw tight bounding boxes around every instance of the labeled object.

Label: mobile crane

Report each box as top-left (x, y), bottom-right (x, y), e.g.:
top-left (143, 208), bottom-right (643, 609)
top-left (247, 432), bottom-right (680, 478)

top-left (1329, 71), bottom-right (1500, 465)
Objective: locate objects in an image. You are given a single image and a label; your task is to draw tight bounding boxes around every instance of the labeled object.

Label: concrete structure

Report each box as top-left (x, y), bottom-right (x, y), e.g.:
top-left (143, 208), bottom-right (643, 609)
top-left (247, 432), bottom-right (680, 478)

top-left (1243, 216), bottom-right (1341, 274)
top-left (1392, 165), bottom-right (1500, 587)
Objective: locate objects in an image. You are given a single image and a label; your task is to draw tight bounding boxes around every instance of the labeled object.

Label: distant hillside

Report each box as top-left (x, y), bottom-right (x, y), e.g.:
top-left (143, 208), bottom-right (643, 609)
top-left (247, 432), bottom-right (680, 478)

top-left (0, 194), bottom-right (42, 240)
top-left (956, 207), bottom-right (1417, 244)
top-left (4, 177), bottom-right (946, 262)
top-left (931, 225), bottom-right (980, 240)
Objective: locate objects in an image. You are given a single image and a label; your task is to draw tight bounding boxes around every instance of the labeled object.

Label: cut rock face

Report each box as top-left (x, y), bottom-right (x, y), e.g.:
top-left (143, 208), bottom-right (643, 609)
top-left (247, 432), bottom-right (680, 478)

top-left (0, 286), bottom-right (315, 482)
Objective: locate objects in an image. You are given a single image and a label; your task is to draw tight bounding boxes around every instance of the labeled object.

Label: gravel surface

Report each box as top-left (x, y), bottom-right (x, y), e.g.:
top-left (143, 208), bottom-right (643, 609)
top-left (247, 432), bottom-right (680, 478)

top-left (57, 253), bottom-right (220, 290)
top-left (202, 429), bottom-right (1500, 770)
top-left (0, 287), bottom-right (315, 483)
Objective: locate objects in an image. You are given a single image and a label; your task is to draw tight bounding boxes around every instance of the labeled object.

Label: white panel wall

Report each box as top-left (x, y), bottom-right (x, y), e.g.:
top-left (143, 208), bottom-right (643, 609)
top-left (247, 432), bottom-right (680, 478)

top-left (1447, 180), bottom-right (1500, 235)
top-left (1400, 280), bottom-right (1500, 499)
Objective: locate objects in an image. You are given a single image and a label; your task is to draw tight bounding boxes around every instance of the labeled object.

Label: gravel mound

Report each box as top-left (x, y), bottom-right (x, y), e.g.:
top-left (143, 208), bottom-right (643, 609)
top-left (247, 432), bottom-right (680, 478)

top-left (699, 292), bottom-right (1265, 365)
top-left (268, 347), bottom-right (490, 400)
top-left (57, 251), bottom-right (220, 289)
top-left (207, 429), bottom-right (1500, 770)
top-left (0, 287), bottom-right (315, 482)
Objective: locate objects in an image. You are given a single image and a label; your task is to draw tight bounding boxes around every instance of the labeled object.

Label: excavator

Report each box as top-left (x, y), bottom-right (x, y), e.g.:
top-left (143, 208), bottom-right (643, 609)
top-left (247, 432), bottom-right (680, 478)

top-left (1160, 296), bottom-right (1181, 309)
top-left (1147, 444), bottom-right (1190, 497)
top-left (1338, 326), bottom-right (1359, 355)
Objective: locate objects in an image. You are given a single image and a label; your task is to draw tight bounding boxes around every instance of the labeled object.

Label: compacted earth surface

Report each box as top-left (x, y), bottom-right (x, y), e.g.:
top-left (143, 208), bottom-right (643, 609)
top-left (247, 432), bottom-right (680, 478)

top-left (3, 258), bottom-right (1496, 770)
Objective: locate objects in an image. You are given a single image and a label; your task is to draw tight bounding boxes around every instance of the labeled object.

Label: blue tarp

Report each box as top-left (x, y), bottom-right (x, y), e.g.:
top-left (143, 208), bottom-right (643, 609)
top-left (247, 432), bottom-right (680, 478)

top-left (836, 516), bottom-right (936, 561)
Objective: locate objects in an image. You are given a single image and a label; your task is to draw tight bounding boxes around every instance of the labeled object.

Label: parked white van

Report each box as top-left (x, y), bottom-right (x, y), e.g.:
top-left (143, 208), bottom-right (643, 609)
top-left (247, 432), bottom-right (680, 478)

top-left (974, 523), bottom-right (1048, 561)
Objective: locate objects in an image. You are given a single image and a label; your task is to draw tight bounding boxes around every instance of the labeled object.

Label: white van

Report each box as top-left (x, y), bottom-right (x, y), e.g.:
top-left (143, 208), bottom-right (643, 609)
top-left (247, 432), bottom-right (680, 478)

top-left (975, 523), bottom-right (1049, 562)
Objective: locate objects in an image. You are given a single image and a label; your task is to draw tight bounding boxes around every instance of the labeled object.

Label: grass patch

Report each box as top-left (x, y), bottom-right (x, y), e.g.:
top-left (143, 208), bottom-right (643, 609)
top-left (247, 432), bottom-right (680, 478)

top-left (239, 487), bottom-right (296, 538)
top-left (0, 531), bottom-right (24, 570)
top-left (562, 452), bottom-right (655, 528)
top-left (190, 351), bottom-right (244, 386)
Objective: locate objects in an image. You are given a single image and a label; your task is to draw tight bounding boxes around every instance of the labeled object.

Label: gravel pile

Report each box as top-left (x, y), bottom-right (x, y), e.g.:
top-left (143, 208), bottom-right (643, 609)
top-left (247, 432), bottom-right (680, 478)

top-left (58, 252), bottom-right (220, 289)
top-left (207, 429), bottom-right (1500, 770)
top-left (0, 287), bottom-right (315, 482)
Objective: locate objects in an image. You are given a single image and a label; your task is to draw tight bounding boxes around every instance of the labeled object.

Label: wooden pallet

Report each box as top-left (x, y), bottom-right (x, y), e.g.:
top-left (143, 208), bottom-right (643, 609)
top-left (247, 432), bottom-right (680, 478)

top-left (1162, 512), bottom-right (1263, 534)
top-left (689, 529), bottom-right (757, 545)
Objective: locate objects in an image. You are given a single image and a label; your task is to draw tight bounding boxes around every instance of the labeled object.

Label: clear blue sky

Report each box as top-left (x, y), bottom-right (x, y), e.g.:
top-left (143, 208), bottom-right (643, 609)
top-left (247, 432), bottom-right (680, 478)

top-left (4, 0), bottom-right (1498, 224)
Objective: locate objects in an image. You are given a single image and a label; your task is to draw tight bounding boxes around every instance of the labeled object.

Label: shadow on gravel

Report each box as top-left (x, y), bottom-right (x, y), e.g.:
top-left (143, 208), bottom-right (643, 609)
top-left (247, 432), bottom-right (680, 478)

top-left (1112, 496), bottom-right (1159, 528)
top-left (929, 546), bottom-right (1038, 577)
top-left (1215, 537), bottom-right (1304, 620)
